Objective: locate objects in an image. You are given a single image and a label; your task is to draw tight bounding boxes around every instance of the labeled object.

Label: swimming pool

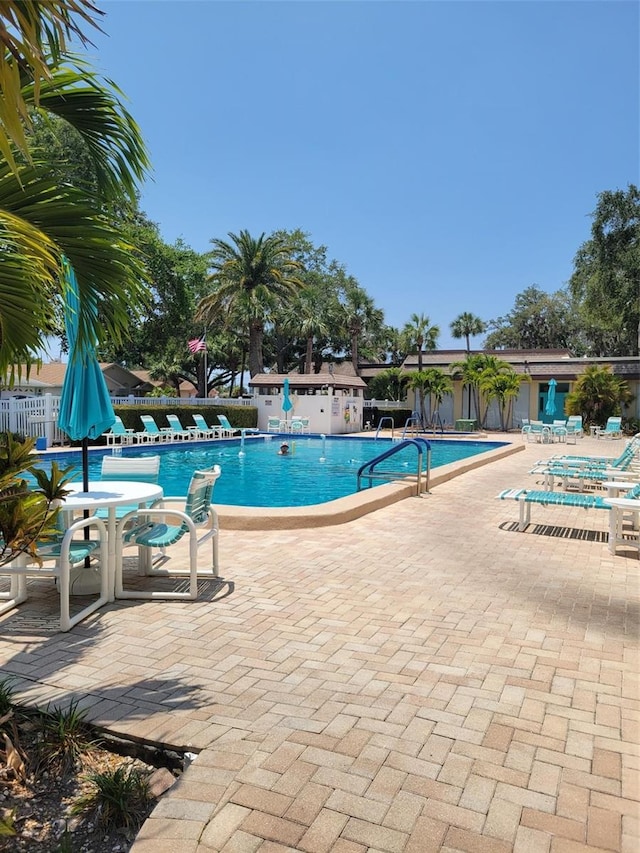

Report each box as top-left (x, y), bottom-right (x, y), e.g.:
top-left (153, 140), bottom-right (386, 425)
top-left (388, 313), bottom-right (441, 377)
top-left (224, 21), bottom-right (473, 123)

top-left (35, 436), bottom-right (506, 508)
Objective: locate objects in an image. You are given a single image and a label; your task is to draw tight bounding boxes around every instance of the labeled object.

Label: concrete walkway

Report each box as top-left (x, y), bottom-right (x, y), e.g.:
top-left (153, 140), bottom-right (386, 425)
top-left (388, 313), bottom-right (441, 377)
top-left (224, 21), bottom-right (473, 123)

top-left (1, 434), bottom-right (638, 852)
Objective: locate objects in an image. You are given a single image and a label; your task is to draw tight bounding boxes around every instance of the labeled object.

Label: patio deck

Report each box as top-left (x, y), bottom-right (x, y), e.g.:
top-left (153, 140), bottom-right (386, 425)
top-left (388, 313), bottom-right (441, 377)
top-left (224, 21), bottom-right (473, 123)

top-left (0, 432), bottom-right (638, 851)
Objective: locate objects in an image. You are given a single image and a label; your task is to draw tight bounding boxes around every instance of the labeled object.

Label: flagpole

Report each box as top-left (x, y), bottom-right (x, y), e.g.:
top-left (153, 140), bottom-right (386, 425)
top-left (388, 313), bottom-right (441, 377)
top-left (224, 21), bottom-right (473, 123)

top-left (203, 327), bottom-right (207, 399)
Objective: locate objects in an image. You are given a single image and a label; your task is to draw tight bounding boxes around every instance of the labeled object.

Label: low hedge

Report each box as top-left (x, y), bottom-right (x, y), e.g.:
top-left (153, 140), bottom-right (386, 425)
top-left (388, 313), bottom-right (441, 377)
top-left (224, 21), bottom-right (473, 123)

top-left (365, 407), bottom-right (413, 429)
top-left (107, 405), bottom-right (258, 440)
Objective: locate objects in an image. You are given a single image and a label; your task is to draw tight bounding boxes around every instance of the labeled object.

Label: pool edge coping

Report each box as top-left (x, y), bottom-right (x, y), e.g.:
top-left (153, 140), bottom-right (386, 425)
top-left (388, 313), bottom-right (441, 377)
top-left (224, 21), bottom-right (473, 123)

top-left (216, 439), bottom-right (523, 529)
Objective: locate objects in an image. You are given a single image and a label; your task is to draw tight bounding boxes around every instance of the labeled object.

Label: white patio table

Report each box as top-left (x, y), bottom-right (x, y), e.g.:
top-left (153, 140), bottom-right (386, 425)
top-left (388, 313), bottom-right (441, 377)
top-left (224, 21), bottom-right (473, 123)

top-left (63, 480), bottom-right (164, 600)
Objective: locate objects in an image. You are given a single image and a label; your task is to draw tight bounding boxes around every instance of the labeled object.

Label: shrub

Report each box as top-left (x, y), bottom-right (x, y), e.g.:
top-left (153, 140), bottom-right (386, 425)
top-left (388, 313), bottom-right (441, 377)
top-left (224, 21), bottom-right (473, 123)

top-left (72, 763), bottom-right (151, 831)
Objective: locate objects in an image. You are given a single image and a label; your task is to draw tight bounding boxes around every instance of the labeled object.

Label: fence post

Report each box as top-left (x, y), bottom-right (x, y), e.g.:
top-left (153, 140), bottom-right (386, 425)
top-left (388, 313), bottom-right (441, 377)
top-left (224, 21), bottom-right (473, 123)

top-left (8, 397), bottom-right (17, 434)
top-left (44, 394), bottom-right (54, 447)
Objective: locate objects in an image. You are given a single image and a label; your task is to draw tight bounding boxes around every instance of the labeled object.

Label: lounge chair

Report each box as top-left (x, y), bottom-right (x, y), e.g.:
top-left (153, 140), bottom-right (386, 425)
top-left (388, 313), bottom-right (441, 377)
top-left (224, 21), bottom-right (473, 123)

top-left (0, 516), bottom-right (109, 631)
top-left (566, 415), bottom-right (583, 438)
top-left (530, 443), bottom-right (639, 490)
top-left (216, 414), bottom-right (240, 437)
top-left (606, 482), bottom-right (640, 554)
top-left (166, 414), bottom-right (195, 441)
top-left (538, 435), bottom-right (640, 468)
top-left (115, 467), bottom-right (221, 600)
top-left (192, 414), bottom-right (221, 439)
top-left (138, 414), bottom-right (175, 442)
top-left (595, 417), bottom-right (623, 440)
top-left (103, 416), bottom-right (135, 446)
top-left (497, 482), bottom-right (640, 549)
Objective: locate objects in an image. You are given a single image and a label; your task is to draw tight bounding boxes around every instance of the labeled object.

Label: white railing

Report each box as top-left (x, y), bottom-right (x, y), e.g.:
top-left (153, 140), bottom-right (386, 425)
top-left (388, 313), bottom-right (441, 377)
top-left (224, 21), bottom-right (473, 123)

top-left (363, 399), bottom-right (409, 410)
top-left (0, 395), bottom-right (66, 446)
top-left (0, 394), bottom-right (255, 446)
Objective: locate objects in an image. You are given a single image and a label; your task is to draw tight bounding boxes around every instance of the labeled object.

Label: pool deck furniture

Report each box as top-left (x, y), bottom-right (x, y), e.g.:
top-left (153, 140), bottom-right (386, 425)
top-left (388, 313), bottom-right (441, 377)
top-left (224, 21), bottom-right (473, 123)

top-left (115, 467), bottom-right (220, 600)
top-left (62, 480), bottom-right (164, 601)
top-left (498, 480), bottom-right (640, 549)
top-left (103, 415), bottom-right (135, 446)
top-left (165, 414), bottom-right (196, 441)
top-left (2, 432), bottom-right (638, 850)
top-left (0, 515), bottom-right (108, 631)
top-left (192, 413), bottom-right (222, 439)
top-left (595, 416), bottom-right (623, 439)
top-left (216, 414), bottom-right (240, 437)
top-left (136, 414), bottom-right (171, 443)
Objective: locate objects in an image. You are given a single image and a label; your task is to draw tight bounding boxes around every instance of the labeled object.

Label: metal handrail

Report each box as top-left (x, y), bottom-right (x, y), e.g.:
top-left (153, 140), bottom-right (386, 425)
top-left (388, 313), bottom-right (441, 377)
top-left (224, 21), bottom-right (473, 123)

top-left (375, 416), bottom-right (395, 441)
top-left (401, 416), bottom-right (421, 440)
top-left (357, 438), bottom-right (432, 495)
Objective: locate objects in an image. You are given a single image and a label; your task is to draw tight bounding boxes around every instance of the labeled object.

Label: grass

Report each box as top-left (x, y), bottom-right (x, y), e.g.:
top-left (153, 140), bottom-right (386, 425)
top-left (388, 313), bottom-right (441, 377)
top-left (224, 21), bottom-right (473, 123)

top-left (72, 763), bottom-right (151, 830)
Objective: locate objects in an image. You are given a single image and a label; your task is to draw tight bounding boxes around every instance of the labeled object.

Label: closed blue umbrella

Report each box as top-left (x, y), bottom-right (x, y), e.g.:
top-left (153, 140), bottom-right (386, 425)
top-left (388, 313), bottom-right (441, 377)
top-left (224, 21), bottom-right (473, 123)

top-left (544, 378), bottom-right (557, 417)
top-left (57, 259), bottom-right (115, 491)
top-left (282, 377), bottom-right (293, 424)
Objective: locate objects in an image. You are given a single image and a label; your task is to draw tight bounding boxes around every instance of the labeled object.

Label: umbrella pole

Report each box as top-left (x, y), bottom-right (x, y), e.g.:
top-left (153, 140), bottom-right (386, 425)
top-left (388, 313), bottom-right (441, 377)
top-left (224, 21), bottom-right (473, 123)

top-left (82, 438), bottom-right (91, 563)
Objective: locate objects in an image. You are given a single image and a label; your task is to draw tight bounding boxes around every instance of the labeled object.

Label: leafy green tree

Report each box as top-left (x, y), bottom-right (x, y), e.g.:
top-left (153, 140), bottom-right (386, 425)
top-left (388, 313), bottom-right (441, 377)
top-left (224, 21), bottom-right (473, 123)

top-left (480, 369), bottom-right (527, 431)
top-left (484, 286), bottom-right (577, 351)
top-left (569, 185), bottom-right (640, 356)
top-left (452, 354), bottom-right (511, 428)
top-left (339, 280), bottom-right (385, 374)
top-left (450, 312), bottom-right (486, 352)
top-left (401, 313), bottom-right (440, 372)
top-left (565, 365), bottom-right (633, 427)
top-left (0, 0), bottom-right (101, 174)
top-left (367, 367), bottom-right (408, 401)
top-left (424, 368), bottom-right (453, 424)
top-left (450, 312), bottom-right (486, 419)
top-left (197, 230), bottom-right (303, 378)
top-left (0, 56), bottom-right (149, 375)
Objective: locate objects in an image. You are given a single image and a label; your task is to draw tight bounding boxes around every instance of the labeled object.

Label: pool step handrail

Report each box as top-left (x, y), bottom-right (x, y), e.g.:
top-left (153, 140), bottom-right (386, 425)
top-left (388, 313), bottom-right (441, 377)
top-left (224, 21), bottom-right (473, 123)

top-left (357, 438), bottom-right (432, 495)
top-left (402, 415), bottom-right (421, 440)
top-left (425, 411), bottom-right (445, 435)
top-left (375, 416), bottom-right (395, 441)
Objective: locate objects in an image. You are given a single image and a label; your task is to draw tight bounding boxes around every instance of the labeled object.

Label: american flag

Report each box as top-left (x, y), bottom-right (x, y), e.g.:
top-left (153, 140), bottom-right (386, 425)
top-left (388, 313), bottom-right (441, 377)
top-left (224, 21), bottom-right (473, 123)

top-left (188, 337), bottom-right (206, 354)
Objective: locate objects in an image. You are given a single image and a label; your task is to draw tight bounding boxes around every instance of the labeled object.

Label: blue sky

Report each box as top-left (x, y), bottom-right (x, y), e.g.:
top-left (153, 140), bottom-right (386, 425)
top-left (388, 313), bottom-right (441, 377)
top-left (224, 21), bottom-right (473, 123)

top-left (88, 0), bottom-right (638, 349)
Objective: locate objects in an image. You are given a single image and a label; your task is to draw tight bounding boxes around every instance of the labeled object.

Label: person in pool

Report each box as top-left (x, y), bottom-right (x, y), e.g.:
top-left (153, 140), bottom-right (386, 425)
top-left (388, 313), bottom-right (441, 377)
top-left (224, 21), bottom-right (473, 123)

top-left (278, 442), bottom-right (290, 455)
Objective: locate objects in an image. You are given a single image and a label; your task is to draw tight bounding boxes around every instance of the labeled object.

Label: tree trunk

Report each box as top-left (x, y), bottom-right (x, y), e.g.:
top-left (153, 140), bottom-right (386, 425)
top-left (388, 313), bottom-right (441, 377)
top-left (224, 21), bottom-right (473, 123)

top-left (351, 330), bottom-right (359, 374)
top-left (305, 336), bottom-right (313, 374)
top-left (249, 322), bottom-right (264, 377)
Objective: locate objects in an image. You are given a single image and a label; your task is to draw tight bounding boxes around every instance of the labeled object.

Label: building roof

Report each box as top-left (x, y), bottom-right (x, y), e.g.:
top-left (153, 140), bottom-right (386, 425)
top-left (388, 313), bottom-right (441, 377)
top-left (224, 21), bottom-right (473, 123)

top-left (249, 372), bottom-right (368, 390)
top-left (362, 350), bottom-right (640, 381)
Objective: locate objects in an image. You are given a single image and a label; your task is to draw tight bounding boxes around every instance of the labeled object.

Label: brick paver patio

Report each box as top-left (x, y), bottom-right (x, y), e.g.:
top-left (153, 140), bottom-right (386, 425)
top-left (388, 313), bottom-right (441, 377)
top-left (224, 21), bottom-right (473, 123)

top-left (1, 433), bottom-right (638, 852)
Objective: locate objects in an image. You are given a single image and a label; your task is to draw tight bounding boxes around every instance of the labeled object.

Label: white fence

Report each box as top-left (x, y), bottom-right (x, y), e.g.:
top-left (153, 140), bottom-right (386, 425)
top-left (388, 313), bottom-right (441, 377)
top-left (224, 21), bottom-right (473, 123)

top-left (0, 394), bottom-right (252, 447)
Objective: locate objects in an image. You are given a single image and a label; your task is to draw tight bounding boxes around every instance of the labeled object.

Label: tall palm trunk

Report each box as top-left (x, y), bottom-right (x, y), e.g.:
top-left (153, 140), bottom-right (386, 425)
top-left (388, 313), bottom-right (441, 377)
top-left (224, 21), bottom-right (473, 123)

top-left (249, 321), bottom-right (264, 377)
top-left (305, 336), bottom-right (313, 374)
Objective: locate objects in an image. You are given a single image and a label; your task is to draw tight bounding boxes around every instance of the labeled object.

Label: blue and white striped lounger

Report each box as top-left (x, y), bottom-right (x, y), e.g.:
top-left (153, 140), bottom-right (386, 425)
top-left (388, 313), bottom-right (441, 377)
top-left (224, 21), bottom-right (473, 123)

top-left (498, 488), bottom-right (611, 531)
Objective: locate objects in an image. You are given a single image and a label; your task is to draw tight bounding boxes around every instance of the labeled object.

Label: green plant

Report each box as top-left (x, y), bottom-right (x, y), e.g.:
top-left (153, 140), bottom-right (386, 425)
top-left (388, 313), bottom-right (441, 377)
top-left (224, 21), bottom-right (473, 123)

top-left (0, 808), bottom-right (16, 837)
top-left (53, 823), bottom-right (74, 852)
top-left (0, 677), bottom-right (15, 717)
top-left (72, 763), bottom-right (151, 831)
top-left (34, 700), bottom-right (93, 775)
top-left (31, 461), bottom-right (77, 502)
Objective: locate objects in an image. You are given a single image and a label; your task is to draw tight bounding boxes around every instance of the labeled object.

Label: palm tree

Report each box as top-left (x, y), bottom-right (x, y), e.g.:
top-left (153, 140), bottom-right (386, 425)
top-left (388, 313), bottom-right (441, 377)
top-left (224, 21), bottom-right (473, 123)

top-left (0, 1), bottom-right (102, 175)
top-left (281, 284), bottom-right (330, 374)
top-left (402, 313), bottom-right (440, 373)
top-left (480, 369), bottom-right (526, 431)
top-left (424, 368), bottom-right (454, 425)
top-left (450, 312), bottom-right (486, 352)
top-left (565, 365), bottom-right (632, 427)
top-left (452, 354), bottom-right (510, 428)
top-left (196, 231), bottom-right (303, 378)
top-left (0, 58), bottom-right (149, 374)
top-left (450, 312), bottom-right (486, 417)
top-left (340, 283), bottom-right (383, 375)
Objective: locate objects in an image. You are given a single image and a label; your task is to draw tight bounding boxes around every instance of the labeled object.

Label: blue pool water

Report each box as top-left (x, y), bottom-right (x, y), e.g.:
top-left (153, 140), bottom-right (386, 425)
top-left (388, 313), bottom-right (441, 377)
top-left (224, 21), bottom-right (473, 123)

top-left (33, 436), bottom-right (505, 508)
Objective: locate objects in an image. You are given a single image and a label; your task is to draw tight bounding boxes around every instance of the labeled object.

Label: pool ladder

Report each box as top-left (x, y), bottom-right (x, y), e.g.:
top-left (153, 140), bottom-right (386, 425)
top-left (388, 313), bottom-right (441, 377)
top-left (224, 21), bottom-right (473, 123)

top-left (357, 438), bottom-right (432, 495)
